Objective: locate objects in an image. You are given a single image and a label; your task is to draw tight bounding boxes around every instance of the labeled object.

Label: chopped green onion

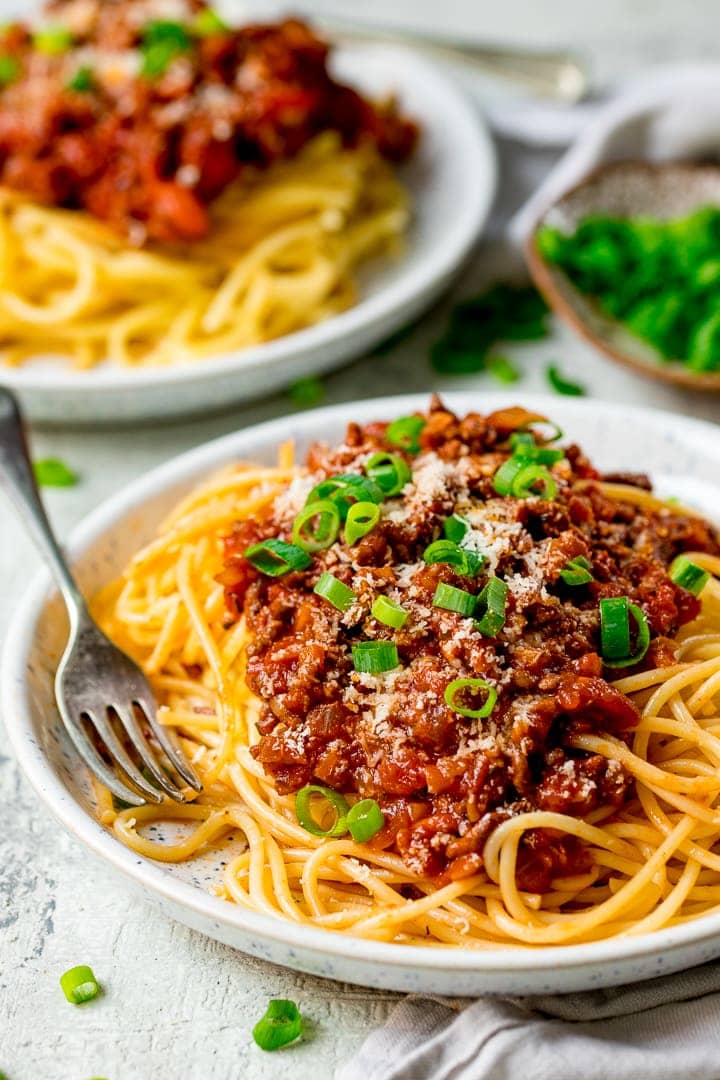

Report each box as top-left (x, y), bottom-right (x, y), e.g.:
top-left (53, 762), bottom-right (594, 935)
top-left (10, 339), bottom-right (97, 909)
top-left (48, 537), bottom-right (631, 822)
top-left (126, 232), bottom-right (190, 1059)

top-left (423, 539), bottom-right (484, 576)
top-left (0, 54), bottom-right (19, 85)
top-left (600, 598), bottom-right (651, 668)
top-left (365, 452), bottom-right (412, 497)
top-left (511, 463), bottom-right (558, 500)
top-left (295, 785), bottom-right (349, 837)
top-left (475, 577), bottom-right (508, 637)
top-left (487, 355), bottom-right (520, 383)
top-left (313, 571), bottom-right (357, 612)
top-left (599, 596), bottom-right (631, 660)
top-left (346, 798), bottom-right (385, 842)
top-left (444, 677), bottom-right (497, 719)
top-left (33, 457), bottom-right (78, 487)
top-left (344, 500), bottom-right (380, 546)
top-left (66, 65), bottom-right (94, 92)
top-left (493, 454), bottom-right (528, 496)
top-left (288, 376), bottom-right (324, 408)
top-left (546, 363), bottom-right (587, 396)
top-left (517, 420), bottom-right (563, 445)
top-left (443, 514), bottom-right (469, 543)
top-left (432, 582), bottom-right (477, 617)
top-left (351, 641), bottom-right (399, 674)
top-left (192, 7), bottom-right (229, 35)
top-left (371, 595), bottom-right (409, 629)
top-left (60, 965), bottom-right (100, 1005)
top-left (559, 555), bottom-right (594, 586)
top-left (244, 538), bottom-right (312, 576)
top-left (306, 474), bottom-right (384, 520)
top-left (252, 999), bottom-right (303, 1051)
top-left (140, 20), bottom-right (191, 78)
top-left (292, 500), bottom-right (340, 552)
top-left (508, 432), bottom-right (563, 465)
top-left (33, 25), bottom-right (73, 54)
top-left (385, 415), bottom-right (425, 453)
top-left (670, 555), bottom-right (711, 596)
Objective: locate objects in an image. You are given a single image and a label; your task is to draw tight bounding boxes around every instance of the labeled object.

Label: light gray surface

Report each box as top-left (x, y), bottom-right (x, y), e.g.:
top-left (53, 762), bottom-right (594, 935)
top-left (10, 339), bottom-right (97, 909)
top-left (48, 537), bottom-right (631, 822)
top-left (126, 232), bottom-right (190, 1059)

top-left (2, 3), bottom-right (720, 1078)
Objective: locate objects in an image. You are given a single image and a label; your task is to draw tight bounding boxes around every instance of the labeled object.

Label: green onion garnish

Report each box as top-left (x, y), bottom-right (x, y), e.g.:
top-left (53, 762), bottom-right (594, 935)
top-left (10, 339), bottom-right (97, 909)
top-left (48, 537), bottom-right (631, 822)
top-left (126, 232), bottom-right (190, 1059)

top-left (433, 582), bottom-right (477, 617)
top-left (365, 452), bottom-right (412, 497)
top-left (192, 8), bottom-right (229, 35)
top-left (295, 785), bottom-right (349, 837)
top-left (511, 463), bottom-right (558, 500)
top-left (371, 595), bottom-right (409, 629)
top-left (244, 538), bottom-right (312, 576)
top-left (599, 596), bottom-right (651, 667)
top-left (351, 641), bottom-right (399, 674)
top-left (344, 500), bottom-right (380, 546)
top-left (670, 555), bottom-right (711, 596)
top-left (33, 25), bottom-right (73, 54)
top-left (288, 376), bottom-right (324, 409)
top-left (444, 677), bottom-right (497, 719)
top-left (60, 965), bottom-right (100, 1005)
top-left (559, 555), bottom-right (594, 586)
top-left (507, 432), bottom-right (564, 466)
top-left (475, 577), bottom-right (508, 636)
top-left (140, 20), bottom-right (191, 78)
top-left (423, 539), bottom-right (484, 577)
top-left (346, 798), bottom-right (385, 842)
top-left (0, 54), bottom-right (19, 85)
top-left (493, 454), bottom-right (528, 496)
top-left (292, 500), bottom-right (340, 553)
top-left (385, 415), bottom-right (425, 453)
top-left (487, 355), bottom-right (520, 383)
top-left (33, 457), bottom-right (78, 487)
top-left (306, 474), bottom-right (384, 520)
top-left (517, 420), bottom-right (563, 445)
top-left (546, 363), bottom-right (587, 396)
top-left (252, 999), bottom-right (303, 1052)
top-left (66, 66), bottom-right (94, 92)
top-left (313, 571), bottom-right (357, 612)
top-left (443, 514), bottom-right (469, 543)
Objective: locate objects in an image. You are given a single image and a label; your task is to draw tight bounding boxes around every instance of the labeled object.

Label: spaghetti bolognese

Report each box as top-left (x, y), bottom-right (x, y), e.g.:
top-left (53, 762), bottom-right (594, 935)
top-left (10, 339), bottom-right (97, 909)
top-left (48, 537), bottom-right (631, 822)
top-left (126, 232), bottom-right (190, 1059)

top-left (92, 398), bottom-right (720, 947)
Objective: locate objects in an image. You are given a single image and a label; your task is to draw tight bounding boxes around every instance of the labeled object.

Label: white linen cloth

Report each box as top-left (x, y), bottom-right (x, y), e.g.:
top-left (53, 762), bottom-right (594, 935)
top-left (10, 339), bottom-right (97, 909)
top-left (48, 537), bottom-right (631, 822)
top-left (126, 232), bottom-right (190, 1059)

top-left (337, 962), bottom-right (720, 1080)
top-left (338, 65), bottom-right (720, 1080)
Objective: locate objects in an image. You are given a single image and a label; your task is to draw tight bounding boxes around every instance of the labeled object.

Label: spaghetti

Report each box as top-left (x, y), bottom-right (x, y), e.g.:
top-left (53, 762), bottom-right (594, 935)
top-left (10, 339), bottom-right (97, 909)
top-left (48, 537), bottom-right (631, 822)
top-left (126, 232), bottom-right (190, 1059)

top-left (92, 401), bottom-right (720, 947)
top-left (0, 136), bottom-right (409, 369)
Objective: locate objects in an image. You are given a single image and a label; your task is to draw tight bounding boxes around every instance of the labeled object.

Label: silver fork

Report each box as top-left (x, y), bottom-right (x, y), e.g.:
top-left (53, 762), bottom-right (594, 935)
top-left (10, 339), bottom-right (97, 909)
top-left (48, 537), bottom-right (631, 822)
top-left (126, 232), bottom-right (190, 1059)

top-left (0, 387), bottom-right (202, 807)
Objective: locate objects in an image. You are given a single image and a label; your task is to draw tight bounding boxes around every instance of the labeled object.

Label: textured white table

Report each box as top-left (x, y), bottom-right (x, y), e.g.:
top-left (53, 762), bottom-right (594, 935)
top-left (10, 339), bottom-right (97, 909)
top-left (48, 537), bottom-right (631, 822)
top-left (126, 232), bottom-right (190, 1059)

top-left (3, 3), bottom-right (720, 1078)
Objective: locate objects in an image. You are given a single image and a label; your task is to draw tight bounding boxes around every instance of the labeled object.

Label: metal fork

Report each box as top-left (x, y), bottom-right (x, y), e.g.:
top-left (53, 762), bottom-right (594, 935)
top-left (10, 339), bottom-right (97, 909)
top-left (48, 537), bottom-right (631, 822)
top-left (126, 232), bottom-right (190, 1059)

top-left (0, 387), bottom-right (202, 807)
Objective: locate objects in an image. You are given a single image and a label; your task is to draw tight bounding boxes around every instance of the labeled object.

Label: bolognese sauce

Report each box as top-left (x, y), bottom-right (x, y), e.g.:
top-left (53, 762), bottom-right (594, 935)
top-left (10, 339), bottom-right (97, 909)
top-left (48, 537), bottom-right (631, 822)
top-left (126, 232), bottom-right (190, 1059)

top-left (0, 0), bottom-right (417, 242)
top-left (221, 398), bottom-right (719, 892)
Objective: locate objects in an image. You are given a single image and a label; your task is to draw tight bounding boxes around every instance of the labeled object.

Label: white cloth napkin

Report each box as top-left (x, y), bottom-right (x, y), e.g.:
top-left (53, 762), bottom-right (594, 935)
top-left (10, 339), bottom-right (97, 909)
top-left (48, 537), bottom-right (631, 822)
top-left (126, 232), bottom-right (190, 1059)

top-left (337, 962), bottom-right (720, 1080)
top-left (338, 65), bottom-right (720, 1080)
top-left (509, 63), bottom-right (720, 243)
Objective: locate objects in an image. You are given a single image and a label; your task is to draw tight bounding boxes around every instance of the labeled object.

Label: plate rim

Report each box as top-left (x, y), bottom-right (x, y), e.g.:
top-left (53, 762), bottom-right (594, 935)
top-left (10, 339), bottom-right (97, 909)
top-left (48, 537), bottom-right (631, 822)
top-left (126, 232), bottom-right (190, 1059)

top-left (0, 42), bottom-right (497, 394)
top-left (7, 391), bottom-right (720, 977)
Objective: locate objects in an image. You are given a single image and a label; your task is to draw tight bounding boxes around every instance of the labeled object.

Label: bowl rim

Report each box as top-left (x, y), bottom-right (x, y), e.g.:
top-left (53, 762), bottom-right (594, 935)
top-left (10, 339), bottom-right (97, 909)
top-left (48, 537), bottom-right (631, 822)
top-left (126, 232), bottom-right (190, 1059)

top-left (7, 390), bottom-right (720, 976)
top-left (525, 158), bottom-right (720, 392)
top-left (0, 42), bottom-right (497, 396)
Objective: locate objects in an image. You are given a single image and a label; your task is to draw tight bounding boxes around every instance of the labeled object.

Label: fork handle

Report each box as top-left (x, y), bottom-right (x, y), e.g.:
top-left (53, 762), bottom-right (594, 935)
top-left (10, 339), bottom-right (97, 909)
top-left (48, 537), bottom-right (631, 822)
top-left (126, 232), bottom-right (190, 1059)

top-left (0, 387), bottom-right (88, 625)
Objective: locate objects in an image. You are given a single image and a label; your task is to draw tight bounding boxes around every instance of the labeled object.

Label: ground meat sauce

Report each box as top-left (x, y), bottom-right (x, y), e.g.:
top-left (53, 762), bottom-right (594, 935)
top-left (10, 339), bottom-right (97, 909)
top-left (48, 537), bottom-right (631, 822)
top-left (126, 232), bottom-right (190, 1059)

top-left (0, 0), bottom-right (417, 242)
top-left (221, 399), bottom-right (720, 891)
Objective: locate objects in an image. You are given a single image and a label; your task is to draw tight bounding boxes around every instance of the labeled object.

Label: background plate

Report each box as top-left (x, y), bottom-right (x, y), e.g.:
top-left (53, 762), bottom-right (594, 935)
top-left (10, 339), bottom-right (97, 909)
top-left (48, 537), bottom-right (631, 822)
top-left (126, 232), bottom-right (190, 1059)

top-left (6, 392), bottom-right (720, 995)
top-left (0, 47), bottom-right (496, 425)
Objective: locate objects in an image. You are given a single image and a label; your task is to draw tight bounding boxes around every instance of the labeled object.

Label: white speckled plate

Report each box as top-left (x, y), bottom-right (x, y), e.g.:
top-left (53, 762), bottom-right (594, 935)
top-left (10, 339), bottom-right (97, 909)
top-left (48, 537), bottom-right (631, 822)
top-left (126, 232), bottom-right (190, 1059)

top-left (4, 392), bottom-right (720, 995)
top-left (0, 46), bottom-right (496, 425)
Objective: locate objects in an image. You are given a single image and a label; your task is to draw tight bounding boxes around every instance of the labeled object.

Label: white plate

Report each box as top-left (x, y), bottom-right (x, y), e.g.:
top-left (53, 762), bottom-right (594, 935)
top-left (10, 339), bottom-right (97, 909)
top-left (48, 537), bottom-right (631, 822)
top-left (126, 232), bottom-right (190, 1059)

top-left (6, 392), bottom-right (720, 995)
top-left (0, 47), bottom-right (496, 425)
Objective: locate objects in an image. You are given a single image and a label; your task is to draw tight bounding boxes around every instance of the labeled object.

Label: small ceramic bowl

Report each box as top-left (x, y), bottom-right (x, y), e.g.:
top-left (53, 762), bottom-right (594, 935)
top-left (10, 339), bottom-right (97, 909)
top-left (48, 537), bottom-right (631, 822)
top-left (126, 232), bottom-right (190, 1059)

top-left (526, 160), bottom-right (720, 392)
